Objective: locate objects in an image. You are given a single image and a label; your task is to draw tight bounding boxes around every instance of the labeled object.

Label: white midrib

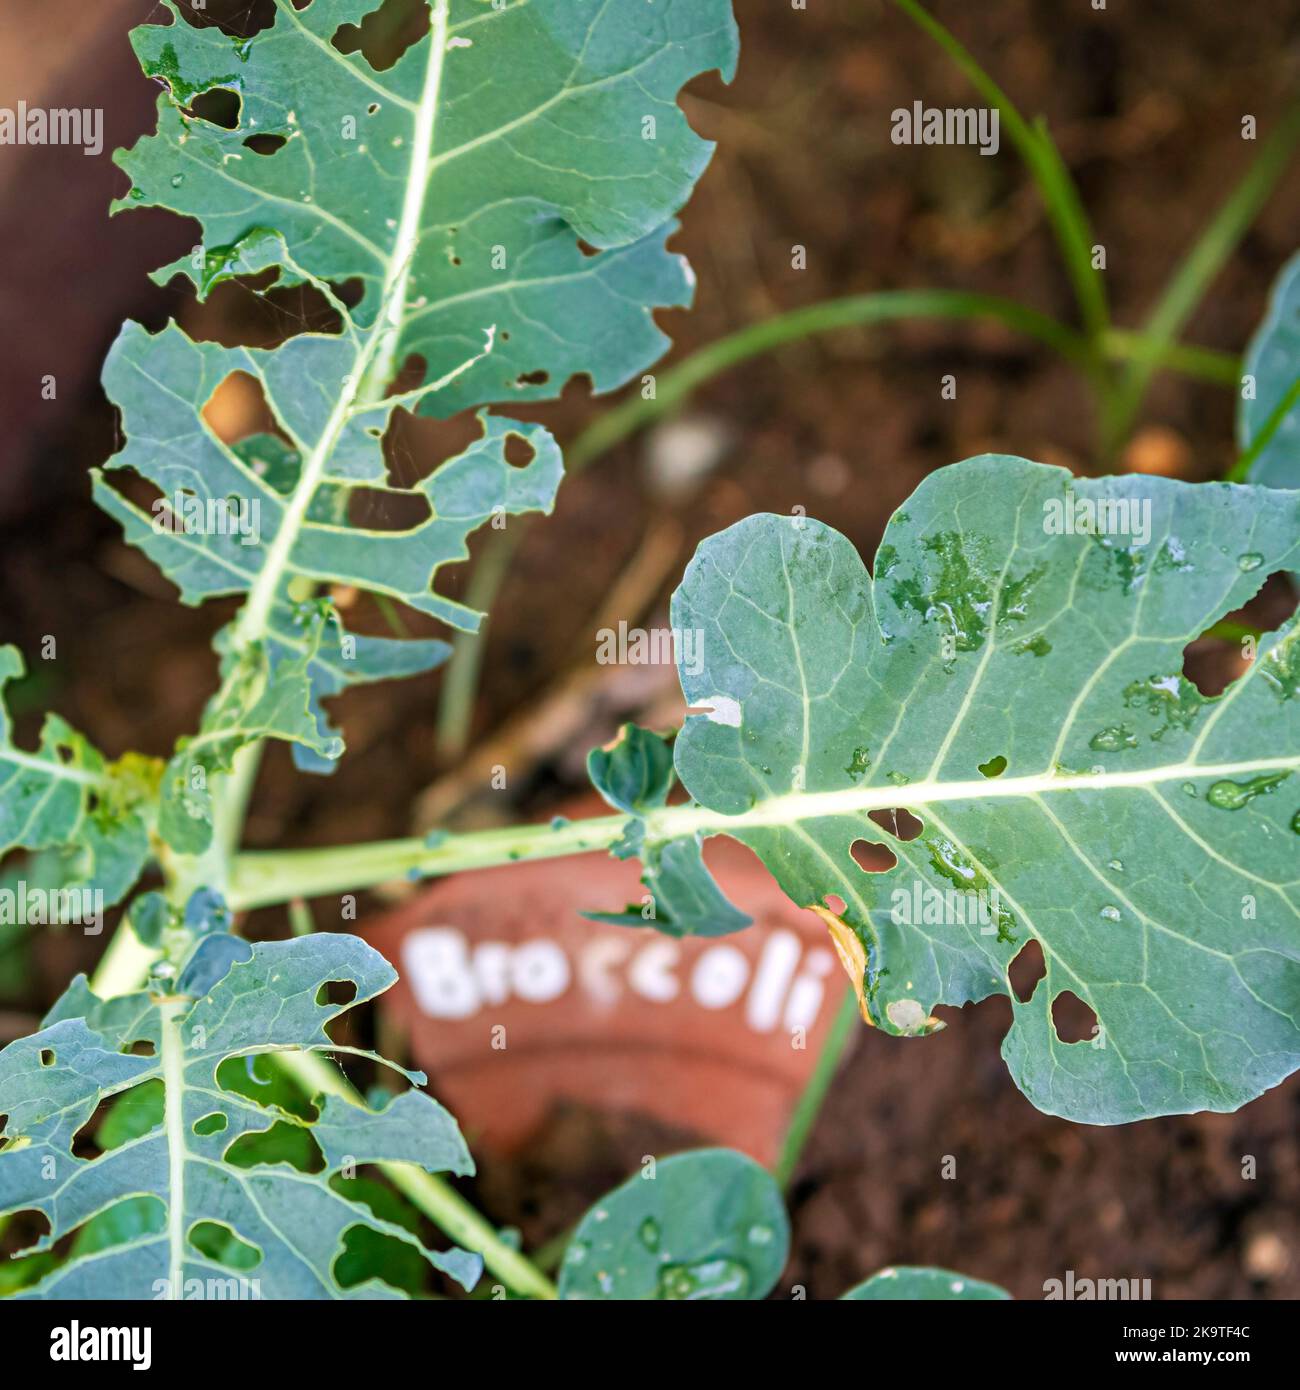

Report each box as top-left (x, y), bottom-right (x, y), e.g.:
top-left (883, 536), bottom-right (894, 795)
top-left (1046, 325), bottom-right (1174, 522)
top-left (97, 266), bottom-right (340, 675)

top-left (364, 0), bottom-right (450, 401)
top-left (231, 1), bottom-right (450, 651)
top-left (159, 997), bottom-right (188, 1301)
top-left (641, 753), bottom-right (1300, 841)
top-left (1, 748), bottom-right (106, 789)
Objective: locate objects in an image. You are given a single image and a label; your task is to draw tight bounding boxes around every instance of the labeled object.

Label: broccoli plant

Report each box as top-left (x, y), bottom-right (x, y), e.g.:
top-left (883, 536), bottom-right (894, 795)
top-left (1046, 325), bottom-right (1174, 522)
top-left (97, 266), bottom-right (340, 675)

top-left (2, 0), bottom-right (1298, 1306)
top-left (0, 0), bottom-right (739, 1301)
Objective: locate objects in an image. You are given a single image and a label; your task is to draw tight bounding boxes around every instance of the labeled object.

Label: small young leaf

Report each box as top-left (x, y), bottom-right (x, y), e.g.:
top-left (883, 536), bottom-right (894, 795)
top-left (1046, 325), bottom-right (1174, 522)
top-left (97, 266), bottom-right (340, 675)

top-left (588, 723), bottom-right (677, 816)
top-left (585, 724), bottom-right (752, 936)
top-left (557, 1148), bottom-right (788, 1301)
top-left (841, 1266), bottom-right (1010, 1300)
top-left (0, 933), bottom-right (480, 1299)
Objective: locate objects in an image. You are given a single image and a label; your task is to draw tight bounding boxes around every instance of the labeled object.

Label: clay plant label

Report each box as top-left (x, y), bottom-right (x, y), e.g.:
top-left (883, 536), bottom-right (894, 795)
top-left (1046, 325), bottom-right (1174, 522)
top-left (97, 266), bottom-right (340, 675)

top-left (364, 832), bottom-right (848, 1165)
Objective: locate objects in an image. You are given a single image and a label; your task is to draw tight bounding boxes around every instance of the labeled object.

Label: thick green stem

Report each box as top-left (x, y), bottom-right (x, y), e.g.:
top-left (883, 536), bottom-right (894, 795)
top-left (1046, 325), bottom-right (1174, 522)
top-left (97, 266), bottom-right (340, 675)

top-left (232, 814), bottom-right (631, 908)
top-left (229, 750), bottom-right (1300, 910)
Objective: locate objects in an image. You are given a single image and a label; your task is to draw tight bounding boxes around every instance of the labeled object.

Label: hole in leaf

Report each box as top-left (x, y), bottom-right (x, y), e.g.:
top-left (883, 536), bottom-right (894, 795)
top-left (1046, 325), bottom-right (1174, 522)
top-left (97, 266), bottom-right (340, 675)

top-left (332, 0), bottom-right (432, 71)
top-left (176, 0), bottom-right (276, 40)
top-left (243, 132), bottom-right (287, 156)
top-left (225, 1119), bottom-right (325, 1172)
top-left (346, 485), bottom-right (431, 532)
top-left (316, 979), bottom-right (359, 1007)
top-left (38, 1048), bottom-right (54, 1067)
top-left (978, 755), bottom-right (1007, 778)
top-left (334, 1221), bottom-right (428, 1295)
top-left (503, 433), bottom-right (535, 469)
top-left (382, 403), bottom-right (485, 489)
top-left (575, 238), bottom-right (601, 258)
top-left (823, 894), bottom-right (847, 916)
top-left (850, 838), bottom-right (897, 873)
top-left (867, 807), bottom-right (923, 842)
top-left (1051, 990), bottom-right (1098, 1044)
top-left (122, 1038), bottom-right (156, 1057)
top-left (189, 1220), bottom-right (263, 1271)
top-left (1, 1209), bottom-right (51, 1249)
top-left (1183, 571), bottom-right (1297, 697)
top-left (185, 272), bottom-right (355, 347)
top-left (1008, 939), bottom-right (1046, 1003)
top-left (201, 370), bottom-right (298, 454)
top-left (193, 1112), bottom-right (229, 1137)
top-left (388, 352), bottom-right (428, 398)
top-left (186, 87), bottom-right (241, 129)
top-left (515, 369), bottom-right (550, 387)
top-left (72, 1079), bottom-right (164, 1159)
top-left (213, 1056), bottom-right (318, 1123)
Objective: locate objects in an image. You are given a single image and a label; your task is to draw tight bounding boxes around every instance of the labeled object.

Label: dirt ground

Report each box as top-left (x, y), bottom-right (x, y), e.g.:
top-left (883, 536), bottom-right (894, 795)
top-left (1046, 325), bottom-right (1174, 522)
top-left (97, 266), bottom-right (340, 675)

top-left (2, 0), bottom-right (1299, 1298)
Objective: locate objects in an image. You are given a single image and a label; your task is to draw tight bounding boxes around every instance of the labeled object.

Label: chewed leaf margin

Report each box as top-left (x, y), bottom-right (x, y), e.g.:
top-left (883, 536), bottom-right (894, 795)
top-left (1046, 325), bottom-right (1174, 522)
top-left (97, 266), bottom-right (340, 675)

top-left (0, 930), bottom-right (481, 1300)
top-left (657, 457), bottom-right (1300, 1124)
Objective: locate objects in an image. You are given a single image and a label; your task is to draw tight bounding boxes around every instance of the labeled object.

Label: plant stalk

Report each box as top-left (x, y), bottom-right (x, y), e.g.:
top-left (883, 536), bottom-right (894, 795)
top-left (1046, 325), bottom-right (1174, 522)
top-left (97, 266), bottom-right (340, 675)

top-left (229, 751), bottom-right (1300, 910)
top-left (773, 987), bottom-right (860, 1190)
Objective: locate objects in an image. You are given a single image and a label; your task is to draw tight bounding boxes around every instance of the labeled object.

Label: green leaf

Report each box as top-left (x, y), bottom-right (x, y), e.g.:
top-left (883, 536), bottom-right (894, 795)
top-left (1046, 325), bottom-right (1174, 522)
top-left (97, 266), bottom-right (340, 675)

top-left (841, 1266), bottom-right (1010, 1300)
top-left (585, 723), bottom-right (751, 936)
top-left (96, 303), bottom-right (561, 629)
top-left (156, 603), bottom-right (346, 853)
top-left (95, 261), bottom-right (562, 852)
top-left (119, 0), bottom-right (738, 414)
top-left (588, 722), bottom-right (677, 816)
top-left (557, 1148), bottom-right (788, 1300)
top-left (0, 648), bottom-right (155, 905)
top-left (1239, 251), bottom-right (1300, 487)
top-left (666, 457), bottom-right (1300, 1124)
top-left (98, 0), bottom-right (735, 859)
top-left (0, 932), bottom-right (481, 1299)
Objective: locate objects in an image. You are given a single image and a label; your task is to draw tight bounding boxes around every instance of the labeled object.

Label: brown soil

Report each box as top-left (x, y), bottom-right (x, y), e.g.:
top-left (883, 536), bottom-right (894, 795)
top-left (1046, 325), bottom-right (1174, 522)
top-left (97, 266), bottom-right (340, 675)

top-left (2, 0), bottom-right (1299, 1298)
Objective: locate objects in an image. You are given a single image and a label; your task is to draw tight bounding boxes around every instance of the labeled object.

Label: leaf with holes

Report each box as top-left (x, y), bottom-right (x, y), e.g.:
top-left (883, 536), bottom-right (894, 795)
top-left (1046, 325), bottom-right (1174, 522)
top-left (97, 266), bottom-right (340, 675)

top-left (0, 931), bottom-right (480, 1299)
top-left (1240, 250), bottom-right (1300, 488)
top-left (557, 1148), bottom-right (788, 1300)
top-left (118, 0), bottom-right (737, 414)
top-left (95, 233), bottom-right (562, 851)
top-left (0, 648), bottom-right (157, 907)
top-left (661, 457), bottom-right (1300, 1124)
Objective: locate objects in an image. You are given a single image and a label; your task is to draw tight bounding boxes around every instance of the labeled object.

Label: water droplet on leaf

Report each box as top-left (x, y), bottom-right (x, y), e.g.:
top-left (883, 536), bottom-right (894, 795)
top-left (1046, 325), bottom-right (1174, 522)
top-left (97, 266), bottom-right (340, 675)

top-left (657, 1258), bottom-right (750, 1300)
top-left (1206, 772), bottom-right (1291, 810)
